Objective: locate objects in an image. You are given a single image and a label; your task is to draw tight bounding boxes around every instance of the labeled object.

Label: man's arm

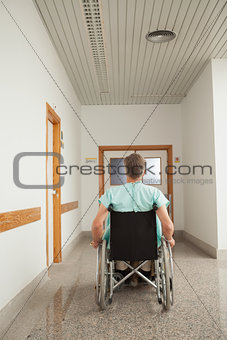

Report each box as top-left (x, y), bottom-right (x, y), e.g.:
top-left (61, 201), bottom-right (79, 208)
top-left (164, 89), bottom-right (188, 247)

top-left (156, 205), bottom-right (175, 247)
top-left (91, 203), bottom-right (109, 248)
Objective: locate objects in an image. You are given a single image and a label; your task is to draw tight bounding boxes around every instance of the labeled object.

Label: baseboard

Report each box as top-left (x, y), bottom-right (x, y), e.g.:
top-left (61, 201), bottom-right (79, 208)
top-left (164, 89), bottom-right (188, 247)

top-left (170, 229), bottom-right (226, 259)
top-left (81, 230), bottom-right (92, 238)
top-left (173, 230), bottom-right (184, 240)
top-left (0, 267), bottom-right (48, 330)
top-left (183, 230), bottom-right (217, 258)
top-left (216, 249), bottom-right (227, 260)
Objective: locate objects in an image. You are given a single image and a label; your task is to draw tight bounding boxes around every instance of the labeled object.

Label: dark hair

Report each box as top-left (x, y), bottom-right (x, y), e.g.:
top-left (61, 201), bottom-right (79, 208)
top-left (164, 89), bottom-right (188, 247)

top-left (124, 153), bottom-right (145, 179)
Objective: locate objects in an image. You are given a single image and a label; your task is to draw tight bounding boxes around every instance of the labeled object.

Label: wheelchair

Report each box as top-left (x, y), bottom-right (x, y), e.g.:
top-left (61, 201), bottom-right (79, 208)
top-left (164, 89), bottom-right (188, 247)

top-left (95, 206), bottom-right (174, 311)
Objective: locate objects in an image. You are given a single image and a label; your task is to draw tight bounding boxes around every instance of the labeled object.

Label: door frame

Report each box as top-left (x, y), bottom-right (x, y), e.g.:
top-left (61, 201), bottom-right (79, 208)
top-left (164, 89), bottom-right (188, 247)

top-left (98, 145), bottom-right (174, 221)
top-left (46, 103), bottom-right (62, 266)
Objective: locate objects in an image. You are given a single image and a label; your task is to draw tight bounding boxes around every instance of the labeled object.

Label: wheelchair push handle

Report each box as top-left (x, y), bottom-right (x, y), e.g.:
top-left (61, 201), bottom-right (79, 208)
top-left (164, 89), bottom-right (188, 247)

top-left (108, 204), bottom-right (113, 212)
top-left (153, 203), bottom-right (158, 211)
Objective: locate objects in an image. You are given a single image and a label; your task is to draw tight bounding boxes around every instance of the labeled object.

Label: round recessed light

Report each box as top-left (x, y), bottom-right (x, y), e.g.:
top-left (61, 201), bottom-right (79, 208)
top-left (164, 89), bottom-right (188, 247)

top-left (145, 30), bottom-right (176, 43)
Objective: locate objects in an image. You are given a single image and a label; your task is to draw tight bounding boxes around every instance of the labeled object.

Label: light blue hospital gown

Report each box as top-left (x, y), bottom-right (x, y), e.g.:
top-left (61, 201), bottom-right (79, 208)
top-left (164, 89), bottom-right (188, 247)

top-left (98, 181), bottom-right (169, 248)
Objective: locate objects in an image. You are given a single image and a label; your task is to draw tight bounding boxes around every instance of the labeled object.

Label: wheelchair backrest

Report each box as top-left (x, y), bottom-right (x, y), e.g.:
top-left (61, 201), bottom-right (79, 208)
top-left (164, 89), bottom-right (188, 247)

top-left (109, 209), bottom-right (158, 261)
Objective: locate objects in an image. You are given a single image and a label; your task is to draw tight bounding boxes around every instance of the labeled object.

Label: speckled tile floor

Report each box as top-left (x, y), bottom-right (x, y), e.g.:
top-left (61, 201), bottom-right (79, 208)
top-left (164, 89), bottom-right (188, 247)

top-left (1, 235), bottom-right (227, 340)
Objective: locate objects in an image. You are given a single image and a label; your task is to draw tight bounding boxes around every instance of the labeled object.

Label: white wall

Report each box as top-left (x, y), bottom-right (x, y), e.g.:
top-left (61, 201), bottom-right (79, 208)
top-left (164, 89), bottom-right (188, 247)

top-left (0, 0), bottom-right (81, 310)
top-left (181, 62), bottom-right (218, 248)
top-left (81, 104), bottom-right (184, 231)
top-left (212, 59), bottom-right (227, 250)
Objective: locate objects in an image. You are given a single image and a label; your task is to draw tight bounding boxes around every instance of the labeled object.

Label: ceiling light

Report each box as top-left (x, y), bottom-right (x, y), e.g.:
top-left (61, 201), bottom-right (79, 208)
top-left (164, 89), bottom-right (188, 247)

top-left (145, 30), bottom-right (176, 43)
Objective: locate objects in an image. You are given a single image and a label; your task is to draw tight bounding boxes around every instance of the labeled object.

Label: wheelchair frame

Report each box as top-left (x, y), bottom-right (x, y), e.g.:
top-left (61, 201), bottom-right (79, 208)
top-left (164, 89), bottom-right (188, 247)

top-left (95, 236), bottom-right (174, 310)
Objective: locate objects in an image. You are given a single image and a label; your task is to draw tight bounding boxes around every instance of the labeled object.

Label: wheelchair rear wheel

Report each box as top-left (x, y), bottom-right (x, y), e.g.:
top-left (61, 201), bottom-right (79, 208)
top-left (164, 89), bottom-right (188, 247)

top-left (161, 238), bottom-right (172, 310)
top-left (167, 241), bottom-right (174, 306)
top-left (100, 239), bottom-right (110, 310)
top-left (95, 244), bottom-right (102, 306)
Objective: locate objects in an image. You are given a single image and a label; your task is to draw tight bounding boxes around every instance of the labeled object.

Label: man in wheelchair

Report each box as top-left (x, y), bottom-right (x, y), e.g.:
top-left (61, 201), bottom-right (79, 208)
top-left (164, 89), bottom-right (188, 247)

top-left (91, 153), bottom-right (175, 310)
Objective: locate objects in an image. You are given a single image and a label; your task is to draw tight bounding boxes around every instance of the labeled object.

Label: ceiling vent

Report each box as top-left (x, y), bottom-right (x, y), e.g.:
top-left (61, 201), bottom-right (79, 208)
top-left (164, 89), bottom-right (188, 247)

top-left (81, 0), bottom-right (109, 93)
top-left (145, 30), bottom-right (176, 43)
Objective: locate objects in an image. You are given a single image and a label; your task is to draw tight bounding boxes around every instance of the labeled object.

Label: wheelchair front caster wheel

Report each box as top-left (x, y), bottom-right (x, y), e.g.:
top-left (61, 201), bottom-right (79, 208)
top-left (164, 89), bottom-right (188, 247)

top-left (158, 298), bottom-right (162, 304)
top-left (113, 272), bottom-right (124, 291)
top-left (108, 297), bottom-right (112, 305)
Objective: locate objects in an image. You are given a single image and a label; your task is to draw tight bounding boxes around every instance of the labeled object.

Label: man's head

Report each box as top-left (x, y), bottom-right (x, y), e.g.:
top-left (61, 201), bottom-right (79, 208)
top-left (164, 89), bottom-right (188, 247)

top-left (124, 153), bottom-right (145, 181)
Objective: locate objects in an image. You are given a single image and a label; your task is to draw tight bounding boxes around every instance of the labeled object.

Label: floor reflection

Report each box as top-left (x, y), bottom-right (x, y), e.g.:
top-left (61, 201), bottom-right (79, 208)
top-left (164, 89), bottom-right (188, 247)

top-left (45, 281), bottom-right (79, 339)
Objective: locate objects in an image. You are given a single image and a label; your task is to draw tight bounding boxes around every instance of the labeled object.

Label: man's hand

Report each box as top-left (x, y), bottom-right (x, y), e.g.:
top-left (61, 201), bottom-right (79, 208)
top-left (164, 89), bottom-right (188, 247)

top-left (90, 240), bottom-right (101, 249)
top-left (91, 204), bottom-right (108, 249)
top-left (168, 237), bottom-right (175, 248)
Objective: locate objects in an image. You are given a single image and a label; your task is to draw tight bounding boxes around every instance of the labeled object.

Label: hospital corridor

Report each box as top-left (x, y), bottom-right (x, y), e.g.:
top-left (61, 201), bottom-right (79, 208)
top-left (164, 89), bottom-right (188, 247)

top-left (0, 0), bottom-right (227, 339)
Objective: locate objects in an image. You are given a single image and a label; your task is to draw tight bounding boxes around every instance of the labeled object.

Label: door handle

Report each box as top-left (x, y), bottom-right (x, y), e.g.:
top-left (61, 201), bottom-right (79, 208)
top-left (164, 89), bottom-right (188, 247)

top-left (52, 190), bottom-right (59, 198)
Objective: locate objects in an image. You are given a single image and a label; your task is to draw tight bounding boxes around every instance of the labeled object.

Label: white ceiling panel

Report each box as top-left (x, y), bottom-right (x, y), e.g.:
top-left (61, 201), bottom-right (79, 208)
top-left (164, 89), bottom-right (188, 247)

top-left (34, 0), bottom-right (227, 104)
